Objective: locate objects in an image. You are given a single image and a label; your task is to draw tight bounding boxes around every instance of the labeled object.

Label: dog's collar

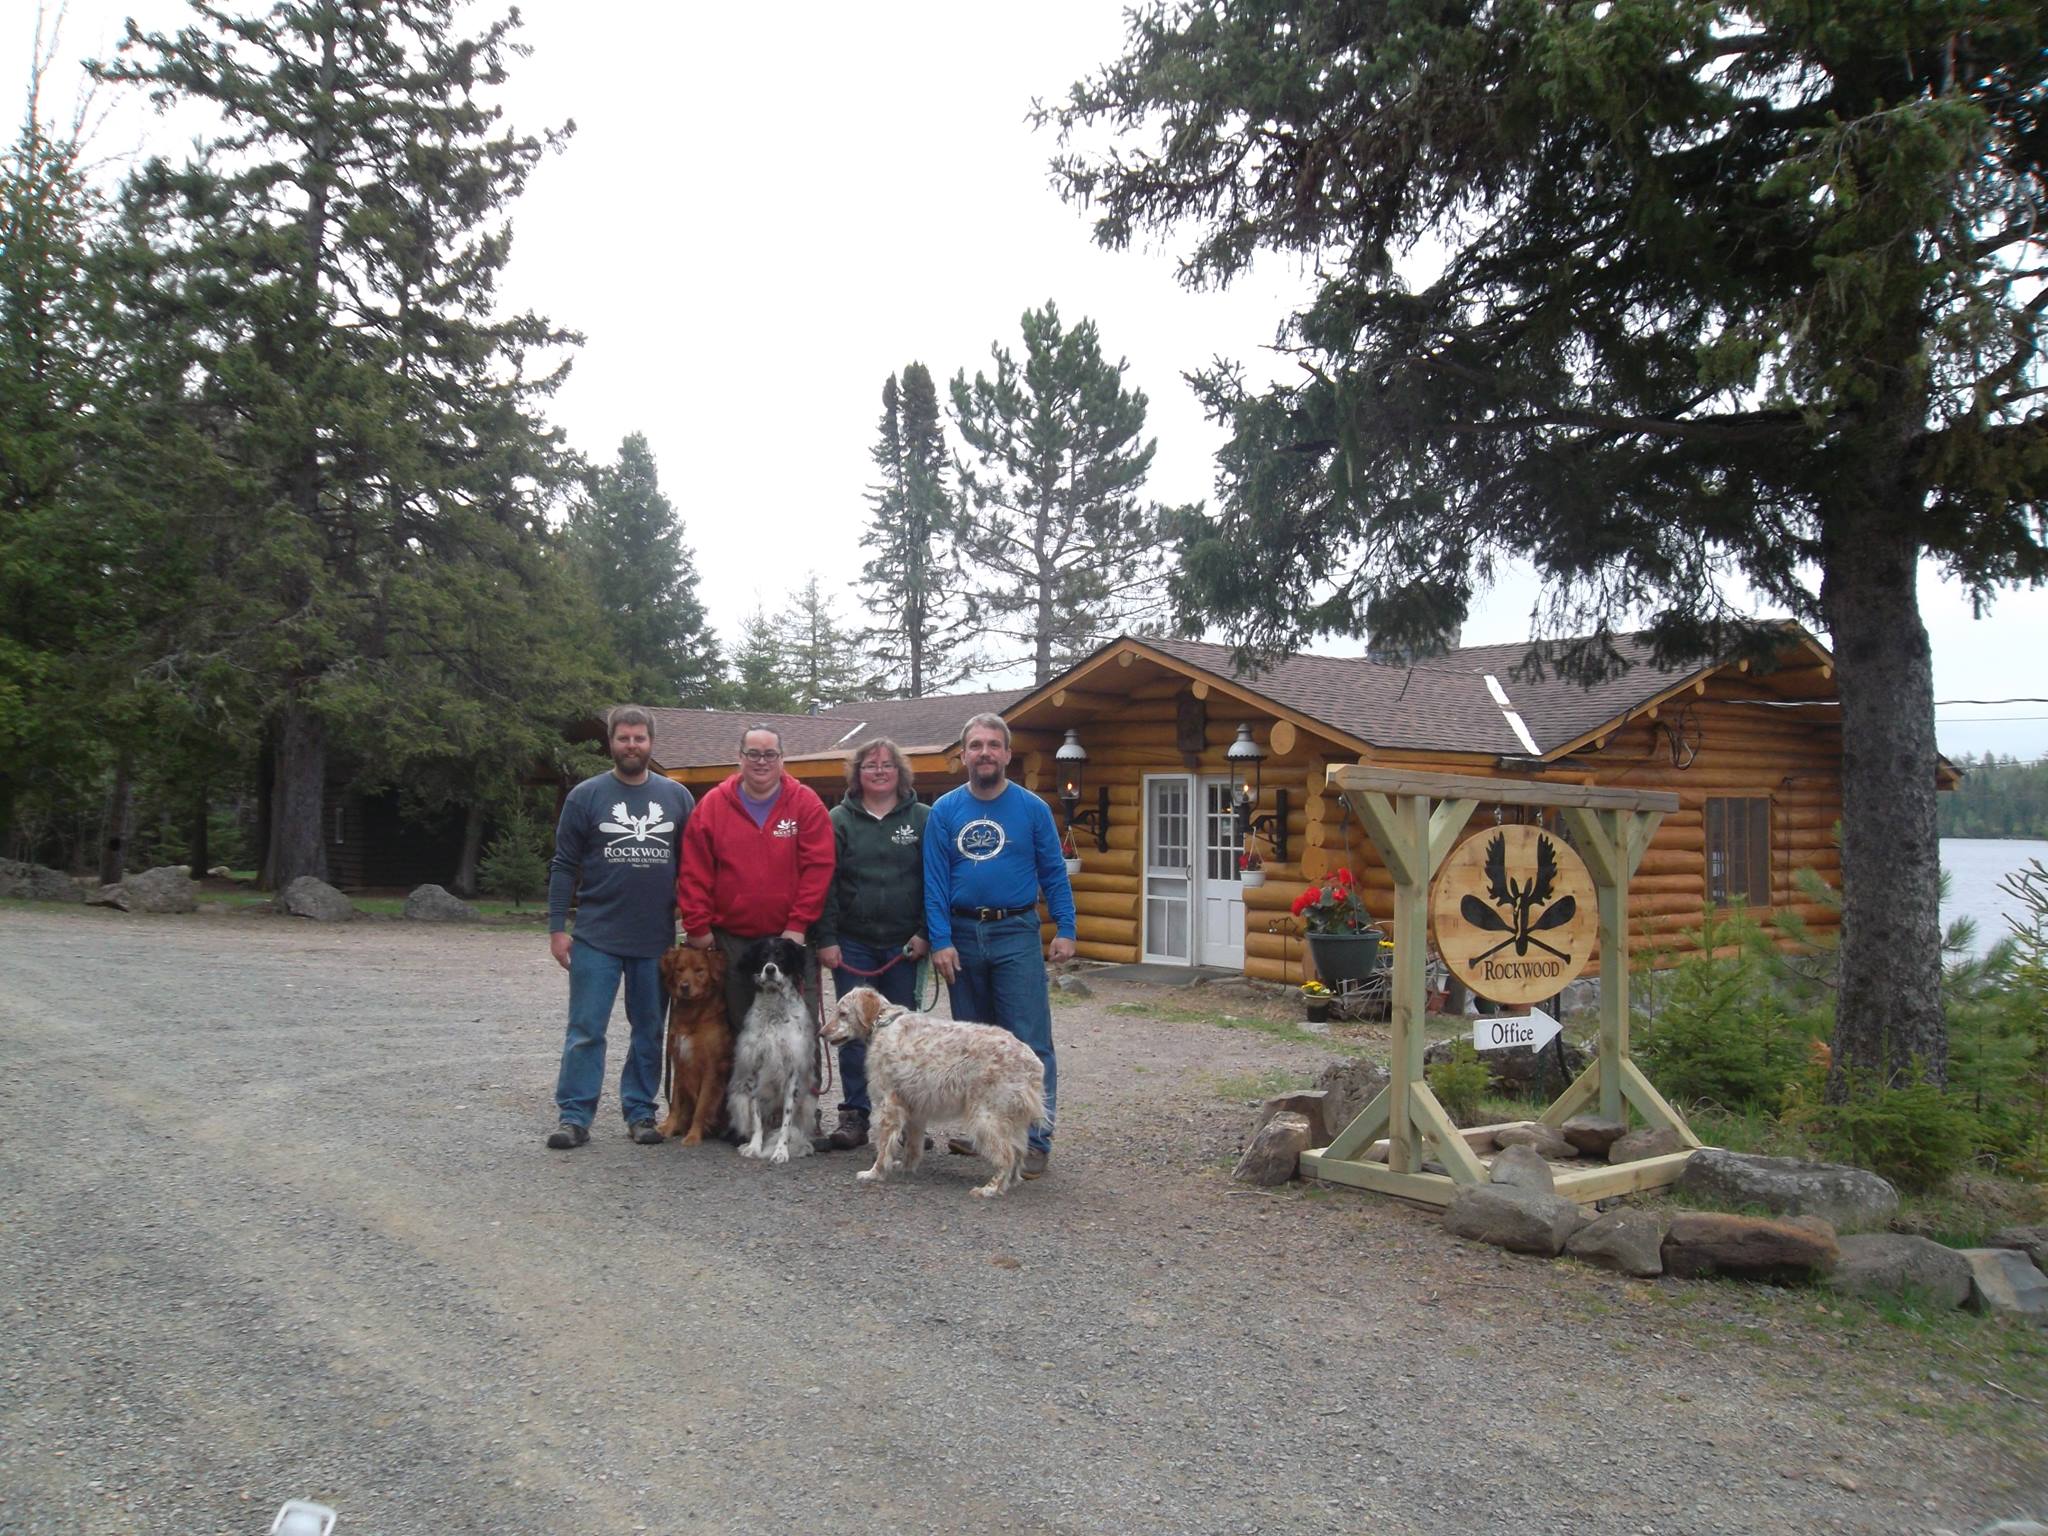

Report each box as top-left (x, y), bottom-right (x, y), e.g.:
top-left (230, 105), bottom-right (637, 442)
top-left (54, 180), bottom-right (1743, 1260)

top-left (874, 1005), bottom-right (910, 1029)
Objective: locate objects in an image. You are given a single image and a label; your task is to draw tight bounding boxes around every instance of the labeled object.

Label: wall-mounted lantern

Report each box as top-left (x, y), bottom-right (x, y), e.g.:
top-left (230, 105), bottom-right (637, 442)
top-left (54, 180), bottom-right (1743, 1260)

top-left (1226, 723), bottom-right (1290, 863)
top-left (1054, 728), bottom-right (1112, 853)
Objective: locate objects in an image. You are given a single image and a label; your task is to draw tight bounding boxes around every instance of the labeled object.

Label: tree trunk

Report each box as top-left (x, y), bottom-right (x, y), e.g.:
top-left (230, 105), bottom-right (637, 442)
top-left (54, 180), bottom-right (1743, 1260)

top-left (255, 728), bottom-right (275, 886)
top-left (189, 784), bottom-right (209, 877)
top-left (452, 802), bottom-right (486, 897)
top-left (1821, 520), bottom-right (1945, 1093)
top-left (98, 757), bottom-right (133, 886)
top-left (265, 698), bottom-right (328, 890)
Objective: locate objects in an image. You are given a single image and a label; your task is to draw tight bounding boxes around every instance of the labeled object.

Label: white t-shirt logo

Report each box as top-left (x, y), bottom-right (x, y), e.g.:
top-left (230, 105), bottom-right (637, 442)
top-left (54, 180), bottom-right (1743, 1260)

top-left (600, 801), bottom-right (675, 847)
top-left (957, 818), bottom-right (1005, 862)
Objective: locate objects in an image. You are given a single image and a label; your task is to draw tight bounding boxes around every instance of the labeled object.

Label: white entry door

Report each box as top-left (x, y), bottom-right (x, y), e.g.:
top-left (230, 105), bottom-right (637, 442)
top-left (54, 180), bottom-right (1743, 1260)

top-left (1198, 779), bottom-right (1247, 970)
top-left (1142, 775), bottom-right (1193, 964)
top-left (1142, 774), bottom-right (1247, 969)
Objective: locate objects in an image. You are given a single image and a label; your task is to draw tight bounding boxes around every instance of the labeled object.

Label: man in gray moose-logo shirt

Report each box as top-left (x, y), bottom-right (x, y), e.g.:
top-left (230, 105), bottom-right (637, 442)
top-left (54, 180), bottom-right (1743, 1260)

top-left (544, 706), bottom-right (694, 1149)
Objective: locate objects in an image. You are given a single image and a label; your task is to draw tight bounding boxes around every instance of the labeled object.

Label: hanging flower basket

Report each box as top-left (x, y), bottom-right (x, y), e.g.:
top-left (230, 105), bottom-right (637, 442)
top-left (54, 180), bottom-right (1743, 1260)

top-left (1241, 867), bottom-right (1266, 889)
top-left (1063, 856), bottom-right (1082, 877)
top-left (1306, 932), bottom-right (1388, 984)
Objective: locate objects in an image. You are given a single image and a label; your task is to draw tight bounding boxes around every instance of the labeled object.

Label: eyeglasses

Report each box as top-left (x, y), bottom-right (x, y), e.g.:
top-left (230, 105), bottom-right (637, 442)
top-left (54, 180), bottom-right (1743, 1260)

top-left (741, 749), bottom-right (781, 763)
top-left (859, 761), bottom-right (896, 775)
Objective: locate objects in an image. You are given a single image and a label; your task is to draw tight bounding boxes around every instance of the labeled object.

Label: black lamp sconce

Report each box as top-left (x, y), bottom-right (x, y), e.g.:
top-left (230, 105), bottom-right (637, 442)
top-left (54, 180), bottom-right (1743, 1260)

top-left (1054, 728), bottom-right (1112, 853)
top-left (1226, 723), bottom-right (1290, 863)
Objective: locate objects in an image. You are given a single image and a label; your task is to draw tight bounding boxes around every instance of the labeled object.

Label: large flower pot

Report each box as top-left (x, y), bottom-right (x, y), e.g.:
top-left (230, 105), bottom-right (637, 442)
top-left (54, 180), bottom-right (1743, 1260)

top-left (1307, 932), bottom-right (1384, 984)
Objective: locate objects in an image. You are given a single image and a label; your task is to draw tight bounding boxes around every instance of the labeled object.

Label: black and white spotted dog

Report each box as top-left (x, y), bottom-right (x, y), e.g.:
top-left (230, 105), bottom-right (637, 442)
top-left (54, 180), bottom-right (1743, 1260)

top-left (725, 937), bottom-right (818, 1164)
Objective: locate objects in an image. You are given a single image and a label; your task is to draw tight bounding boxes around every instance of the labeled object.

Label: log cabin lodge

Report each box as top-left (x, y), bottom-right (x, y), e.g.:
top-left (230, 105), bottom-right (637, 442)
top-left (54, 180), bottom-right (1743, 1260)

top-left (629, 626), bottom-right (1946, 985)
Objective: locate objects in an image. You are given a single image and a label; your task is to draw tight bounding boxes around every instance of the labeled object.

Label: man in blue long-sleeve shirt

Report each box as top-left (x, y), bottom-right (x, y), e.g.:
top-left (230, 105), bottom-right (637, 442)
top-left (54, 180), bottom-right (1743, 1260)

top-left (925, 711), bottom-right (1076, 1178)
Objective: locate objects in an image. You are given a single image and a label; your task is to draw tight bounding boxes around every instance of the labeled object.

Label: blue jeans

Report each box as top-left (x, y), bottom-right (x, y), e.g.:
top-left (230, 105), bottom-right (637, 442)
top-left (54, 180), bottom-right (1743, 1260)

top-left (829, 936), bottom-right (923, 1115)
top-left (554, 939), bottom-right (665, 1128)
top-left (944, 913), bottom-right (1055, 1152)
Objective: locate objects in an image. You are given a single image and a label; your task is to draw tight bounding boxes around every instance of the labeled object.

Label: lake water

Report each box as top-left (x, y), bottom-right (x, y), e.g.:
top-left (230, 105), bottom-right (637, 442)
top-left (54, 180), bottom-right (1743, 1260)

top-left (1940, 837), bottom-right (2048, 954)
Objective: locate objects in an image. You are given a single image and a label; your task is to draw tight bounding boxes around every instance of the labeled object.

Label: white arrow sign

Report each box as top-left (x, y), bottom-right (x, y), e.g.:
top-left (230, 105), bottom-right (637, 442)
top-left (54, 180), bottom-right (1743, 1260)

top-left (1472, 1006), bottom-right (1561, 1054)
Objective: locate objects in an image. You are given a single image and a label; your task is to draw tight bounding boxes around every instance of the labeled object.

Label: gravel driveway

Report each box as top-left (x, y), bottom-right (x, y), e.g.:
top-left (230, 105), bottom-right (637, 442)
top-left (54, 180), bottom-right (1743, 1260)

top-left (0, 905), bottom-right (2041, 1536)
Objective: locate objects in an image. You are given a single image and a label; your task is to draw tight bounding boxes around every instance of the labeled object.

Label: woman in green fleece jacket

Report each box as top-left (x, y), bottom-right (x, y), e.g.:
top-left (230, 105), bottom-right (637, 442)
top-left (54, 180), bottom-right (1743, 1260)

top-left (812, 737), bottom-right (930, 1151)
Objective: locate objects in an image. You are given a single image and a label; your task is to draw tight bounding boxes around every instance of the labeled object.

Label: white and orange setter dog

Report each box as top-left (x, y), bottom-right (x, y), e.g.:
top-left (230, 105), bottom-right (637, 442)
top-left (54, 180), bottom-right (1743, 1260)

top-left (826, 987), bottom-right (1046, 1199)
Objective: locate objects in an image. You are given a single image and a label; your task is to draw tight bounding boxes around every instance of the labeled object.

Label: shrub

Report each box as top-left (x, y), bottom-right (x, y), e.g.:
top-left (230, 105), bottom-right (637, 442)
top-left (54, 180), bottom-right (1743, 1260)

top-left (478, 809), bottom-right (550, 908)
top-left (1426, 1040), bottom-right (1491, 1126)
top-left (1633, 906), bottom-right (1829, 1114)
top-left (1785, 1070), bottom-right (1981, 1192)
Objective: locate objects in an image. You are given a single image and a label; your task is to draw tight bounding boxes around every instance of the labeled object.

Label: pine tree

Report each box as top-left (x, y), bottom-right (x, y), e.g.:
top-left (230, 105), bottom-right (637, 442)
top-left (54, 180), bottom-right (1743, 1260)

top-left (728, 608), bottom-right (802, 715)
top-left (95, 0), bottom-right (583, 888)
top-left (951, 302), bottom-right (1181, 685)
top-left (565, 433), bottom-right (723, 705)
top-left (0, 47), bottom-right (116, 854)
top-left (778, 574), bottom-right (866, 711)
top-left (857, 364), bottom-right (971, 695)
top-left (1045, 0), bottom-right (2048, 1091)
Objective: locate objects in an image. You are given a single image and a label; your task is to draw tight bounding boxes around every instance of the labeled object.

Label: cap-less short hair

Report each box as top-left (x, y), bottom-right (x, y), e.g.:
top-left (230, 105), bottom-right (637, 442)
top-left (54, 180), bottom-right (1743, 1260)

top-left (959, 712), bottom-right (1011, 749)
top-left (844, 737), bottom-right (913, 798)
top-left (739, 723), bottom-right (784, 753)
top-left (607, 705), bottom-right (654, 741)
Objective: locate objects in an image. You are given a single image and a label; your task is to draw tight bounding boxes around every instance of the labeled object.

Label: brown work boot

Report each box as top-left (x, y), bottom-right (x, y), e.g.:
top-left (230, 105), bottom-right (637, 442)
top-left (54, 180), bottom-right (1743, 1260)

top-left (1021, 1146), bottom-right (1050, 1179)
top-left (826, 1107), bottom-right (869, 1151)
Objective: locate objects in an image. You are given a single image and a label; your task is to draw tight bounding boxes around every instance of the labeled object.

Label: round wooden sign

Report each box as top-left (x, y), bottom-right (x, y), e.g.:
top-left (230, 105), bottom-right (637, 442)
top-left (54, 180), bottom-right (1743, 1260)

top-left (1430, 825), bottom-right (1597, 1005)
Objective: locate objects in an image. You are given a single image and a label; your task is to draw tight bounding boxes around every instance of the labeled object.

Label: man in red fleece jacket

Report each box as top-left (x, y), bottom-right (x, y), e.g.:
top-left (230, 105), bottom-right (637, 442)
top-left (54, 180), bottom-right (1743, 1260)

top-left (677, 724), bottom-right (836, 1029)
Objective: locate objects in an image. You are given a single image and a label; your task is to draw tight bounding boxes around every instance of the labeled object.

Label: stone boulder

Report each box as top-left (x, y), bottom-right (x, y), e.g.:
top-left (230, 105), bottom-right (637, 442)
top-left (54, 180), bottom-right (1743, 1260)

top-left (1566, 1210), bottom-right (1667, 1277)
top-left (1828, 1234), bottom-right (1974, 1309)
top-left (0, 859), bottom-right (86, 902)
top-left (1609, 1126), bottom-right (1690, 1165)
top-left (1254, 1091), bottom-right (1330, 1148)
top-left (1662, 1212), bottom-right (1838, 1282)
top-left (1959, 1248), bottom-right (2048, 1323)
top-left (1443, 1184), bottom-right (1586, 1257)
top-left (1677, 1148), bottom-right (1899, 1232)
top-left (1314, 1057), bottom-right (1390, 1139)
top-left (1233, 1112), bottom-right (1310, 1186)
top-left (1488, 1144), bottom-right (1556, 1194)
top-left (1425, 1034), bottom-right (1587, 1099)
top-left (1988, 1225), bottom-right (2048, 1271)
top-left (1560, 1115), bottom-right (1628, 1158)
top-left (1053, 974), bottom-right (1093, 998)
top-left (275, 876), bottom-right (355, 922)
top-left (121, 865), bottom-right (200, 914)
top-left (1491, 1121), bottom-right (1579, 1160)
top-left (403, 884), bottom-right (479, 922)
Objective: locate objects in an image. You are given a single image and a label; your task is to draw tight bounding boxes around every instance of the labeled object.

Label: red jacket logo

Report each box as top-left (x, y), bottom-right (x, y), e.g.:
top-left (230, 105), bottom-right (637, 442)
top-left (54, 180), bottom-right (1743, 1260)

top-left (772, 817), bottom-right (799, 838)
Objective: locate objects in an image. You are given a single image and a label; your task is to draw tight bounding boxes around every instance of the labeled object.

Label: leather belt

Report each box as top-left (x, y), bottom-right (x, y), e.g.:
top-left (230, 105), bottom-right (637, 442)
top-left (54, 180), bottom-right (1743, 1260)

top-left (951, 904), bottom-right (1037, 922)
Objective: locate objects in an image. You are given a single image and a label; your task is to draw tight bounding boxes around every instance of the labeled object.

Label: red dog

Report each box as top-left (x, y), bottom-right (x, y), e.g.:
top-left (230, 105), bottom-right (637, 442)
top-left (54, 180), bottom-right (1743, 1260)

top-left (655, 946), bottom-right (731, 1145)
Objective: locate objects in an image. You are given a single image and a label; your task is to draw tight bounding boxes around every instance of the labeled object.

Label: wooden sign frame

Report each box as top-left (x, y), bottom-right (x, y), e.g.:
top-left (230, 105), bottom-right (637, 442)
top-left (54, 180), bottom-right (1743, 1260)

top-left (1299, 766), bottom-right (1701, 1207)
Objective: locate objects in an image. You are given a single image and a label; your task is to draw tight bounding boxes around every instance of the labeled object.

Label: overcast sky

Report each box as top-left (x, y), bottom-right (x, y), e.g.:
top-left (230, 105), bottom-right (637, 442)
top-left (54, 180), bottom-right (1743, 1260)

top-left (31, 0), bottom-right (2048, 759)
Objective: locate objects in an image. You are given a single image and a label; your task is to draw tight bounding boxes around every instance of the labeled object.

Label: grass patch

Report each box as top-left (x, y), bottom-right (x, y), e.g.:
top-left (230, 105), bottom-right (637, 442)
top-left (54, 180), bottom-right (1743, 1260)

top-left (1208, 1067), bottom-right (1316, 1102)
top-left (200, 892), bottom-right (547, 919)
top-left (1106, 999), bottom-right (1368, 1052)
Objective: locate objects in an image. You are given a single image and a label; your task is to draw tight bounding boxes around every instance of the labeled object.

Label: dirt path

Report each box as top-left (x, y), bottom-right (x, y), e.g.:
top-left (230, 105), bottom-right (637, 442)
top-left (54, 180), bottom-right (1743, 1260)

top-left (0, 905), bottom-right (2040, 1535)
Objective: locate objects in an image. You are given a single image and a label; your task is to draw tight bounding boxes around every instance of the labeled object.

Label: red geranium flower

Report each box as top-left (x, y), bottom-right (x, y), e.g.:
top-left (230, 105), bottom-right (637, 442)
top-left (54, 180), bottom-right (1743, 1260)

top-left (1290, 869), bottom-right (1374, 935)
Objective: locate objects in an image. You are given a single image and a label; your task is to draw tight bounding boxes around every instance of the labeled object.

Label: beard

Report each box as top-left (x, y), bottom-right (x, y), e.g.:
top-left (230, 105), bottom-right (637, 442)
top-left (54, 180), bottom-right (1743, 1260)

top-left (613, 748), bottom-right (649, 775)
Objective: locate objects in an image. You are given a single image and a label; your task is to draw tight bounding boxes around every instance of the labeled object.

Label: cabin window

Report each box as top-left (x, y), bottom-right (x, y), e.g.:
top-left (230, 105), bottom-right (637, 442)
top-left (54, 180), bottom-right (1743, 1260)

top-left (1705, 797), bottom-right (1770, 907)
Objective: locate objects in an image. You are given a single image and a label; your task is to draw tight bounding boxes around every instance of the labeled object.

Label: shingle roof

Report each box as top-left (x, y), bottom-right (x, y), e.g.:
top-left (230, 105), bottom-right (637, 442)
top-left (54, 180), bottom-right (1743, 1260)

top-left (1136, 633), bottom-right (1734, 755)
top-left (641, 688), bottom-right (1028, 772)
